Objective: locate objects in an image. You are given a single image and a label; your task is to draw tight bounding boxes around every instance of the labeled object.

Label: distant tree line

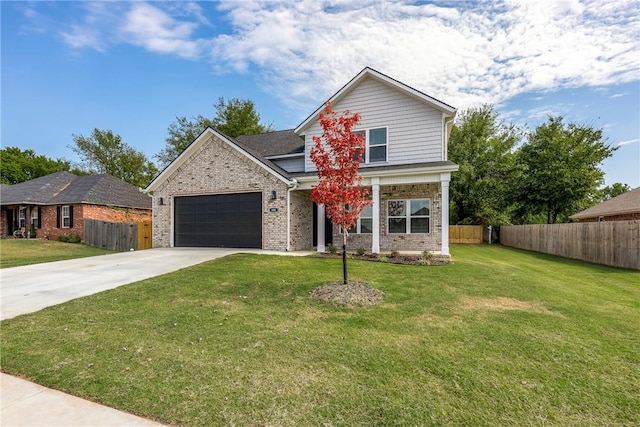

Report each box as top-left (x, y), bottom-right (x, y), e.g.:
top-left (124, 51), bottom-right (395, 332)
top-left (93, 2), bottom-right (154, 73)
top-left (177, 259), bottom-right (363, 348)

top-left (0, 98), bottom-right (629, 225)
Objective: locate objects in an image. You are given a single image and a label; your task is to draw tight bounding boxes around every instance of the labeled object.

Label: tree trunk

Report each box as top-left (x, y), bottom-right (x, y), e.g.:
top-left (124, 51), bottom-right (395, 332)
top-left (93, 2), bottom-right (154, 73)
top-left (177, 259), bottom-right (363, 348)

top-left (342, 228), bottom-right (348, 285)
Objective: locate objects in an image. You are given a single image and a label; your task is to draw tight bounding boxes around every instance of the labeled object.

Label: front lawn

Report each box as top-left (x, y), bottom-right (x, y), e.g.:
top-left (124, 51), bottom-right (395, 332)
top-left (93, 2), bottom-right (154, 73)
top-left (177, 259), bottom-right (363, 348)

top-left (1, 245), bottom-right (638, 426)
top-left (0, 239), bottom-right (115, 268)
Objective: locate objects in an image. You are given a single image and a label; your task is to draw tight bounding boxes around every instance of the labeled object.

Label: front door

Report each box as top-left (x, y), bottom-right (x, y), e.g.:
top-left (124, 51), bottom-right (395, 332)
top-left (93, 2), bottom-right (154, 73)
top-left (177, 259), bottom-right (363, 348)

top-left (6, 209), bottom-right (15, 236)
top-left (312, 203), bottom-right (333, 247)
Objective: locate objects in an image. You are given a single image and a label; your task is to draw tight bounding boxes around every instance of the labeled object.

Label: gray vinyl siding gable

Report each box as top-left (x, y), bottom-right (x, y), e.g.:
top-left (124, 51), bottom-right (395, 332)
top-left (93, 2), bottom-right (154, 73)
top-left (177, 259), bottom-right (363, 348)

top-left (271, 156), bottom-right (305, 173)
top-left (304, 77), bottom-right (444, 172)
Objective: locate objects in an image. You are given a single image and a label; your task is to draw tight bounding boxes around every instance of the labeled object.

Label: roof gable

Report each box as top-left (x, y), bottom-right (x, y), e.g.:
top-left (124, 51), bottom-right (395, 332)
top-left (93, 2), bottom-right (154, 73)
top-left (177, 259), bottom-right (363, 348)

top-left (295, 67), bottom-right (456, 135)
top-left (570, 187), bottom-right (640, 219)
top-left (146, 127), bottom-right (292, 192)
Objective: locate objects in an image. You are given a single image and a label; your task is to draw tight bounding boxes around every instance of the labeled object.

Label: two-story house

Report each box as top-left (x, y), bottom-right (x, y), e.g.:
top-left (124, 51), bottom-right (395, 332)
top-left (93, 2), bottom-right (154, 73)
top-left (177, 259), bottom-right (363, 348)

top-left (145, 67), bottom-right (458, 256)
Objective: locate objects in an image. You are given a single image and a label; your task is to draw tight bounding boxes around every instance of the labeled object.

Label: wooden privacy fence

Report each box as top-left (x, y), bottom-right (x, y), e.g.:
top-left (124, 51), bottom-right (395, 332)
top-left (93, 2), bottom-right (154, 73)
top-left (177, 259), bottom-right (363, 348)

top-left (137, 221), bottom-right (152, 250)
top-left (449, 225), bottom-right (483, 244)
top-left (500, 221), bottom-right (639, 270)
top-left (84, 219), bottom-right (152, 251)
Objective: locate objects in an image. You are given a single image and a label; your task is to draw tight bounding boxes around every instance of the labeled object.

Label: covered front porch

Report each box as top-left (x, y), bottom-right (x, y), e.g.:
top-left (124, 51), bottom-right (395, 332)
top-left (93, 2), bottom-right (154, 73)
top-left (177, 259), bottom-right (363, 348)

top-left (293, 164), bottom-right (455, 256)
top-left (1, 205), bottom-right (41, 238)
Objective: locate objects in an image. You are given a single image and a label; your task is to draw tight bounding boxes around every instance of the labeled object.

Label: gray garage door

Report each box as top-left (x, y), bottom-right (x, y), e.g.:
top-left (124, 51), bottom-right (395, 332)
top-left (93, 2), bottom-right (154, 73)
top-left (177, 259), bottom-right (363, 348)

top-left (174, 193), bottom-right (262, 248)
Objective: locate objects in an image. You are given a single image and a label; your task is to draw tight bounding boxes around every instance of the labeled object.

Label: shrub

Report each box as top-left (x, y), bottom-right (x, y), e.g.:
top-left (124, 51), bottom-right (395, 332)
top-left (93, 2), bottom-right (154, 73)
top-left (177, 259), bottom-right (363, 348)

top-left (389, 250), bottom-right (400, 258)
top-left (326, 244), bottom-right (337, 254)
top-left (356, 247), bottom-right (366, 256)
top-left (57, 234), bottom-right (81, 244)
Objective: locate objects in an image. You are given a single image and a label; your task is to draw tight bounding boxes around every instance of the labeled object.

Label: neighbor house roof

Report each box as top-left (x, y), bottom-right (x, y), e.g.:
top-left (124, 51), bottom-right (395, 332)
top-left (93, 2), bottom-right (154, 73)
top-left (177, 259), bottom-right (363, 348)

top-left (236, 129), bottom-right (304, 157)
top-left (570, 187), bottom-right (640, 219)
top-left (0, 171), bottom-right (151, 209)
top-left (295, 67), bottom-right (457, 135)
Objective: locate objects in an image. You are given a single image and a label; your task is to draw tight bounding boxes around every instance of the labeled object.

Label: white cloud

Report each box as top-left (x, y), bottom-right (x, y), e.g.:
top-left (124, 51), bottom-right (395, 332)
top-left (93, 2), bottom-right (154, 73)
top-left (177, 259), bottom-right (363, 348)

top-left (56, 2), bottom-right (208, 59)
top-left (617, 139), bottom-right (640, 146)
top-left (34, 0), bottom-right (640, 114)
top-left (58, 2), bottom-right (125, 51)
top-left (208, 0), bottom-right (640, 113)
top-left (610, 92), bottom-right (630, 98)
top-left (121, 3), bottom-right (206, 59)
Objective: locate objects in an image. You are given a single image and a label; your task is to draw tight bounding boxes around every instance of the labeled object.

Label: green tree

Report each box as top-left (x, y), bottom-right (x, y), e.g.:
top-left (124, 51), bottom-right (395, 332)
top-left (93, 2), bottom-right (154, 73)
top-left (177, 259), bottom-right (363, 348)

top-left (514, 116), bottom-right (616, 223)
top-left (156, 97), bottom-right (273, 167)
top-left (0, 147), bottom-right (71, 184)
top-left (156, 115), bottom-right (213, 168)
top-left (448, 105), bottom-right (521, 225)
top-left (70, 129), bottom-right (158, 188)
top-left (599, 182), bottom-right (631, 201)
top-left (211, 97), bottom-right (274, 138)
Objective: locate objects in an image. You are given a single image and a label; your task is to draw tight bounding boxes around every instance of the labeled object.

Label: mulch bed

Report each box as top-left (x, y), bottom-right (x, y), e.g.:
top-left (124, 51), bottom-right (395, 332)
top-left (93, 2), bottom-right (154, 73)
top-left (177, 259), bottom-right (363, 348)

top-left (315, 252), bottom-right (452, 266)
top-left (309, 281), bottom-right (385, 307)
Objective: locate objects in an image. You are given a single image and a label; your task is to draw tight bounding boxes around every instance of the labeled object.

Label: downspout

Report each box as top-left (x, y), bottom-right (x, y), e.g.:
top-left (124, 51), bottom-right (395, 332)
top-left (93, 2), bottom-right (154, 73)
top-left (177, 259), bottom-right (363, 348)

top-left (443, 115), bottom-right (455, 161)
top-left (286, 178), bottom-right (299, 252)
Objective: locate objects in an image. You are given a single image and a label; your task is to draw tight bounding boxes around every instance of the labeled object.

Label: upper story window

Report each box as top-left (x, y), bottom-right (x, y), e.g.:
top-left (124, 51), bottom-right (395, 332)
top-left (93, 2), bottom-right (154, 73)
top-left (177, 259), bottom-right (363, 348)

top-left (354, 127), bottom-right (387, 164)
top-left (388, 199), bottom-right (430, 234)
top-left (62, 205), bottom-right (71, 228)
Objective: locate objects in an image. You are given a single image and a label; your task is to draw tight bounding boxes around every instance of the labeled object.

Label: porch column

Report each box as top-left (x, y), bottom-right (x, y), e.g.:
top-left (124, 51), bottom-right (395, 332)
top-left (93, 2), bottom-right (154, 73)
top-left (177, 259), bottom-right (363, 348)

top-left (441, 174), bottom-right (451, 256)
top-left (25, 206), bottom-right (31, 239)
top-left (371, 178), bottom-right (380, 254)
top-left (317, 203), bottom-right (325, 252)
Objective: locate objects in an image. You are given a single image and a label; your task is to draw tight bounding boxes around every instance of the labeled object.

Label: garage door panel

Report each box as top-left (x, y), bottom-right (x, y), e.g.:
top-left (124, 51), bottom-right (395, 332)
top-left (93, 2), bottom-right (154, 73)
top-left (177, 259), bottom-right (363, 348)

top-left (174, 193), bottom-right (262, 248)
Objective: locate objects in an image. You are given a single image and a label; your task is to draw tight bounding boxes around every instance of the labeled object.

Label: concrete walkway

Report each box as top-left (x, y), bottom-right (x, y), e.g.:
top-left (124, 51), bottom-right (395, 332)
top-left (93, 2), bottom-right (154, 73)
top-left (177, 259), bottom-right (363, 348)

top-left (1, 247), bottom-right (312, 426)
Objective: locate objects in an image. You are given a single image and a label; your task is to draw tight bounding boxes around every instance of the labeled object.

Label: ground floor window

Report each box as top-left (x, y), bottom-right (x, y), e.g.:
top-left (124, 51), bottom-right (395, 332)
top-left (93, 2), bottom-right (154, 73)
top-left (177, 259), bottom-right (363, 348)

top-left (388, 199), bottom-right (430, 234)
top-left (62, 205), bottom-right (71, 228)
top-left (19, 209), bottom-right (26, 228)
top-left (347, 204), bottom-right (373, 234)
top-left (31, 209), bottom-right (38, 227)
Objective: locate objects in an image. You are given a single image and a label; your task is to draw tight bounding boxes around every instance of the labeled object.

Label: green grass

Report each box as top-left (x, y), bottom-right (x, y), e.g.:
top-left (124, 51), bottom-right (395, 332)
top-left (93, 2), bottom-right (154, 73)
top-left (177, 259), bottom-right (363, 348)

top-left (1, 245), bottom-right (638, 426)
top-left (0, 239), bottom-right (115, 268)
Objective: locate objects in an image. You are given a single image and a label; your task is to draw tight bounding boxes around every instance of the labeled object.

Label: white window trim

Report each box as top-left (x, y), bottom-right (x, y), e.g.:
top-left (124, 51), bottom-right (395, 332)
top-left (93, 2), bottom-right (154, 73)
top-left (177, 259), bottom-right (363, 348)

top-left (19, 209), bottom-right (26, 228)
top-left (62, 205), bottom-right (71, 228)
top-left (31, 209), bottom-right (38, 227)
top-left (354, 127), bottom-right (388, 164)
top-left (351, 205), bottom-right (373, 234)
top-left (387, 198), bottom-right (431, 234)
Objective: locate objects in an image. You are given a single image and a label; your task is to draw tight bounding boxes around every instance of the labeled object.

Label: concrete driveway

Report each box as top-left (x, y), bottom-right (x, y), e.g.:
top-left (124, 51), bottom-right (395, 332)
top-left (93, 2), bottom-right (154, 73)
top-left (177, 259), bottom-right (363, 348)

top-left (1, 247), bottom-right (263, 321)
top-left (1, 247), bottom-right (311, 426)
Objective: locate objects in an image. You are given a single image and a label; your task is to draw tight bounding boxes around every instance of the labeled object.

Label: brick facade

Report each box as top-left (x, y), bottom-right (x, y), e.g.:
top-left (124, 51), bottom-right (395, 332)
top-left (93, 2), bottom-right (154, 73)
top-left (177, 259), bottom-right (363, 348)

top-left (151, 134), bottom-right (291, 250)
top-left (146, 130), bottom-right (448, 253)
top-left (289, 190), bottom-right (314, 250)
top-left (1, 204), bottom-right (151, 241)
top-left (576, 212), bottom-right (640, 222)
top-left (336, 183), bottom-right (442, 252)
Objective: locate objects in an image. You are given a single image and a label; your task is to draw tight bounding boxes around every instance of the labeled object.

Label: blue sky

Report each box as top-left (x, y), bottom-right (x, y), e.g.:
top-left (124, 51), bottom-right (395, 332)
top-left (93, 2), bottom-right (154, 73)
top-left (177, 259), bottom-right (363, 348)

top-left (2, 0), bottom-right (639, 187)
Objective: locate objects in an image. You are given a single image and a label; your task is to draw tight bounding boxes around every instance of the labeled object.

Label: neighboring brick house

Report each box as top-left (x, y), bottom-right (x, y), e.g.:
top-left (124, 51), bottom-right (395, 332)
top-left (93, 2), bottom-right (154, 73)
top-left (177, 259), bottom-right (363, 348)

top-left (146, 67), bottom-right (458, 256)
top-left (1, 172), bottom-right (152, 241)
top-left (570, 187), bottom-right (640, 222)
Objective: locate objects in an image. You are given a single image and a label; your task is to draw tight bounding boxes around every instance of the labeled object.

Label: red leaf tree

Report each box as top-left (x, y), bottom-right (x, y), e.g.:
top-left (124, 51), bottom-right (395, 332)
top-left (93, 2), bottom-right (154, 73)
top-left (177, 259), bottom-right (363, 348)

top-left (310, 102), bottom-right (372, 284)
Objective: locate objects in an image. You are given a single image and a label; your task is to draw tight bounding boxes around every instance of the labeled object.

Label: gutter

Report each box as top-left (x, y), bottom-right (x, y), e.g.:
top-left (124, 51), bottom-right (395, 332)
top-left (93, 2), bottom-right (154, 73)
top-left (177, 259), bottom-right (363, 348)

top-left (286, 178), bottom-right (299, 252)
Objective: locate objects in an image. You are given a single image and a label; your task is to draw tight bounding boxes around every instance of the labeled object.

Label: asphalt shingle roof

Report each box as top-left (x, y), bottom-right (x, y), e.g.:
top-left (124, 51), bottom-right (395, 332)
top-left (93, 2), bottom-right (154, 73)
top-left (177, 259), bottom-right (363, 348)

top-left (570, 187), bottom-right (640, 219)
top-left (0, 172), bottom-right (151, 209)
top-left (235, 129), bottom-right (304, 157)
